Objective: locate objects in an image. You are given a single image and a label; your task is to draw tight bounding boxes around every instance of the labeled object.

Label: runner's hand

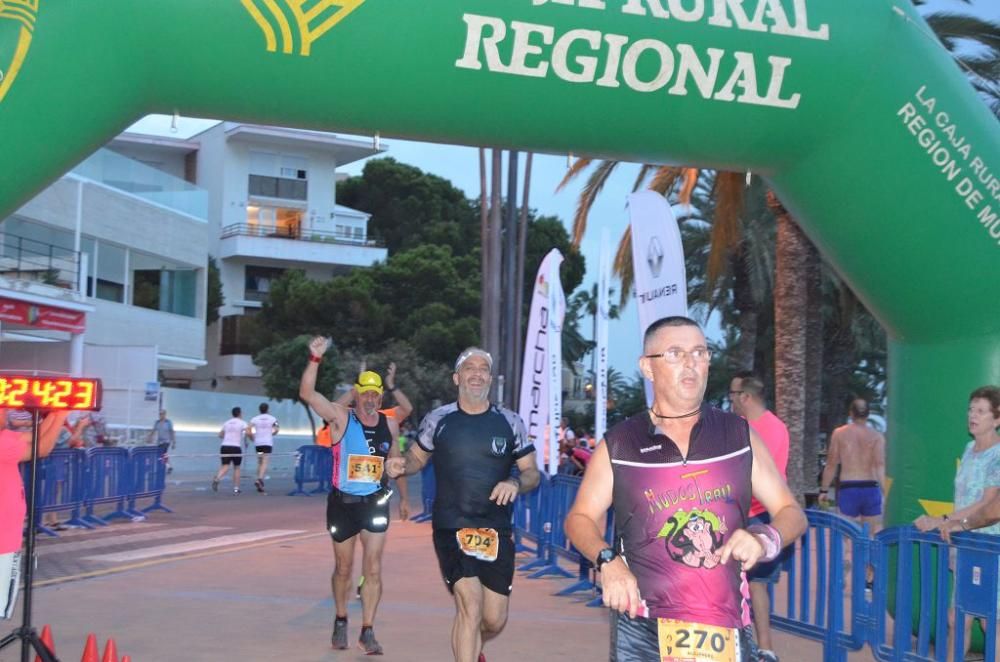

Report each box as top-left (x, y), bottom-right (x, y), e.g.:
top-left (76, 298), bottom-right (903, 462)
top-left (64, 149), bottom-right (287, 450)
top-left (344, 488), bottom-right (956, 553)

top-left (720, 528), bottom-right (766, 571)
top-left (489, 479), bottom-right (519, 506)
top-left (385, 456), bottom-right (405, 478)
top-left (600, 558), bottom-right (642, 619)
top-left (385, 362), bottom-right (397, 388)
top-left (309, 336), bottom-right (330, 358)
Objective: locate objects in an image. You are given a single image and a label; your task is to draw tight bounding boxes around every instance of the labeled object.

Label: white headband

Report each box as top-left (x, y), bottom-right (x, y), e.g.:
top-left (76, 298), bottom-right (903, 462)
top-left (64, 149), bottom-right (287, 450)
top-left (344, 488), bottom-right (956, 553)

top-left (455, 348), bottom-right (493, 372)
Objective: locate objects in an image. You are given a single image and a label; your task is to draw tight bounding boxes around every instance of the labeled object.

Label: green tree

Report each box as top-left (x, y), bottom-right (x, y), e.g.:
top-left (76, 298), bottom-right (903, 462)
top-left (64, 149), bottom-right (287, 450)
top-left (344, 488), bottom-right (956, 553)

top-left (337, 157), bottom-right (480, 256)
top-left (253, 335), bottom-right (341, 438)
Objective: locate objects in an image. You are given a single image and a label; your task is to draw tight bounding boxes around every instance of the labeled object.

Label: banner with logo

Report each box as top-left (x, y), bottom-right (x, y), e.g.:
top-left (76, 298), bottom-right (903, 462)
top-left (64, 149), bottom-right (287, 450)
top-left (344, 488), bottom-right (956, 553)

top-left (0, 297), bottom-right (86, 333)
top-left (518, 248), bottom-right (565, 475)
top-left (595, 227), bottom-right (610, 443)
top-left (628, 191), bottom-right (688, 405)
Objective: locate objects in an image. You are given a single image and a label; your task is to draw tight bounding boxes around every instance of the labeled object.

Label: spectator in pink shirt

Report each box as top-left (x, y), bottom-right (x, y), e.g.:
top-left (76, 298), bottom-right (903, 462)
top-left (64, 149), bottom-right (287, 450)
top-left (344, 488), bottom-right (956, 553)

top-left (730, 372), bottom-right (790, 662)
top-left (1, 408), bottom-right (68, 618)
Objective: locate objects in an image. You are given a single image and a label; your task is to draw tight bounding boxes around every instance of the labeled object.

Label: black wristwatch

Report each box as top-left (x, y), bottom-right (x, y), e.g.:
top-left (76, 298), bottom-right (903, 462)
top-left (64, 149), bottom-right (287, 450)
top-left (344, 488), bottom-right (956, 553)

top-left (595, 547), bottom-right (618, 571)
top-left (386, 385), bottom-right (397, 393)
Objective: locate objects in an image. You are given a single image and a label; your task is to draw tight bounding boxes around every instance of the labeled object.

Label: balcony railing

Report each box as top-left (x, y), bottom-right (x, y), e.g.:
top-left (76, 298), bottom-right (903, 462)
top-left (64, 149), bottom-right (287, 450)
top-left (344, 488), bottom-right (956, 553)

top-left (220, 223), bottom-right (384, 248)
top-left (72, 148), bottom-right (208, 221)
top-left (0, 233), bottom-right (81, 292)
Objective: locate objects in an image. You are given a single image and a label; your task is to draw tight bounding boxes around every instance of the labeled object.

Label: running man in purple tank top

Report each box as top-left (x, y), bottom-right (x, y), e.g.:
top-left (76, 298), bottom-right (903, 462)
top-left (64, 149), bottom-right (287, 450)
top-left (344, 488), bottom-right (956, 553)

top-left (565, 316), bottom-right (807, 662)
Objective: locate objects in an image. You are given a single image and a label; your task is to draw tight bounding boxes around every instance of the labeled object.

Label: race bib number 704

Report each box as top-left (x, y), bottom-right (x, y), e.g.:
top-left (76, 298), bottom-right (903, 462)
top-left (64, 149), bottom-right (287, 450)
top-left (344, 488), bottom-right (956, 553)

top-left (456, 528), bottom-right (499, 562)
top-left (657, 618), bottom-right (738, 662)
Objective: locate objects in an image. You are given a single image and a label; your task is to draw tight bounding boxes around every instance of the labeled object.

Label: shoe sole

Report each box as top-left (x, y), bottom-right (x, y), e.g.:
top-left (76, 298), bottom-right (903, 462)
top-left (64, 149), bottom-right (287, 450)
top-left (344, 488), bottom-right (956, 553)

top-left (357, 642), bottom-right (383, 655)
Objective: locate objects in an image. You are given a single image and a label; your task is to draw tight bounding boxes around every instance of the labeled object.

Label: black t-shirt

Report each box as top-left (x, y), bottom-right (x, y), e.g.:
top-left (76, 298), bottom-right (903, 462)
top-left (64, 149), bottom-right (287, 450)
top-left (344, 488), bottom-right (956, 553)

top-left (417, 402), bottom-right (533, 531)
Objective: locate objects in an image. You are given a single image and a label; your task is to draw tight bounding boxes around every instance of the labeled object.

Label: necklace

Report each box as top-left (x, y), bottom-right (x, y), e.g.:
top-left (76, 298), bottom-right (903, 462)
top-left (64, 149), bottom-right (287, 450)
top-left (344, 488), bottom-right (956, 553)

top-left (649, 407), bottom-right (700, 420)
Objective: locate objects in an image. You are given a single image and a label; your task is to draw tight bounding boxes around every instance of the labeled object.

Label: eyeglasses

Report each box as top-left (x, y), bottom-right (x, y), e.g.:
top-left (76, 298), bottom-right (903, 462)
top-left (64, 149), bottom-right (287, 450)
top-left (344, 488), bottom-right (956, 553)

top-left (643, 348), bottom-right (713, 364)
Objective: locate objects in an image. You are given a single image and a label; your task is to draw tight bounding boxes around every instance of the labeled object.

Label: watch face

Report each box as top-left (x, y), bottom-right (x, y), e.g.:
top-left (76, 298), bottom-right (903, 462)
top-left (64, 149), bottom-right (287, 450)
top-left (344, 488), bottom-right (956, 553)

top-left (598, 548), bottom-right (615, 564)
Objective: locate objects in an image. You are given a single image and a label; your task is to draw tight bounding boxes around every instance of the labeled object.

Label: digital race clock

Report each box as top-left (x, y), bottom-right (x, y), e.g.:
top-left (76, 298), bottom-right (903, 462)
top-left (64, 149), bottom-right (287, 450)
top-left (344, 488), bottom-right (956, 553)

top-left (0, 375), bottom-right (102, 411)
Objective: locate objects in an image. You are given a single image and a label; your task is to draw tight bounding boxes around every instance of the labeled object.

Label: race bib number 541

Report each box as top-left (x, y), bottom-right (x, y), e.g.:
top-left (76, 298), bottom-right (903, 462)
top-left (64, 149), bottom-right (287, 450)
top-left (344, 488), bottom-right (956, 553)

top-left (347, 454), bottom-right (383, 483)
top-left (657, 618), bottom-right (738, 662)
top-left (456, 528), bottom-right (499, 562)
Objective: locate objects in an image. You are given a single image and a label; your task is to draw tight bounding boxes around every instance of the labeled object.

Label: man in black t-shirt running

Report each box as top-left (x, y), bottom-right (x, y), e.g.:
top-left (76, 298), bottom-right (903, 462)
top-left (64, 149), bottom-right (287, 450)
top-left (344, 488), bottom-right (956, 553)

top-left (386, 347), bottom-right (540, 662)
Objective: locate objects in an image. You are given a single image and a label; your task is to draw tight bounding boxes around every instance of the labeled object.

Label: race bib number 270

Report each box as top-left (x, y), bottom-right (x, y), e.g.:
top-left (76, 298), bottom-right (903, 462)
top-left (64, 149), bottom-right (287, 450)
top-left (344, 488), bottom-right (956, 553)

top-left (657, 618), bottom-right (739, 662)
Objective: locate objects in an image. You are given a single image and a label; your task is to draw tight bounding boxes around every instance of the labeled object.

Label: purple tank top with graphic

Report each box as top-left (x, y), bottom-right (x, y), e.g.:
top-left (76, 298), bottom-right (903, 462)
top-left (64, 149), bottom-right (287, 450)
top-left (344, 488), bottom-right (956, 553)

top-left (606, 407), bottom-right (753, 629)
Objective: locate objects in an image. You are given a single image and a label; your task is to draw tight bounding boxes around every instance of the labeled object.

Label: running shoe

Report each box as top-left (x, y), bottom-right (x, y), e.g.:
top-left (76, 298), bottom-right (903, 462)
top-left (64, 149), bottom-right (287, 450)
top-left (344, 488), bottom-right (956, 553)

top-left (255, 478), bottom-right (265, 493)
top-left (357, 574), bottom-right (365, 598)
top-left (233, 487), bottom-right (241, 495)
top-left (331, 619), bottom-right (348, 649)
top-left (479, 654), bottom-right (486, 662)
top-left (211, 478), bottom-right (219, 492)
top-left (757, 650), bottom-right (779, 662)
top-left (358, 628), bottom-right (383, 655)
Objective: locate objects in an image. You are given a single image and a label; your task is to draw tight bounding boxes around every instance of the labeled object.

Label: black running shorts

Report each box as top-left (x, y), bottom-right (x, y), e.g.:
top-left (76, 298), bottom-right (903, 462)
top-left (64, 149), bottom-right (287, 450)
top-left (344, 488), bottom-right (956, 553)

top-left (432, 528), bottom-right (515, 597)
top-left (254, 445), bottom-right (273, 455)
top-left (325, 490), bottom-right (390, 543)
top-left (220, 446), bottom-right (242, 466)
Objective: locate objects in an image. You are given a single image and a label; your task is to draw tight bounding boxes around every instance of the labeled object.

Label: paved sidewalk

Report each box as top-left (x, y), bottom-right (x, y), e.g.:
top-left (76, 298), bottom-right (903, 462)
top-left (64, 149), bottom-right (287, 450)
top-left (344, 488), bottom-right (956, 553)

top-left (3, 474), bottom-right (876, 660)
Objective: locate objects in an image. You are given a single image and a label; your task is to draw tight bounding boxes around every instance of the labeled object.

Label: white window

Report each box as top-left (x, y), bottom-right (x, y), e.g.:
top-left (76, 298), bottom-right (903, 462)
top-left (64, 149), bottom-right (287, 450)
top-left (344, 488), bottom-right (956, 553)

top-left (249, 151), bottom-right (278, 176)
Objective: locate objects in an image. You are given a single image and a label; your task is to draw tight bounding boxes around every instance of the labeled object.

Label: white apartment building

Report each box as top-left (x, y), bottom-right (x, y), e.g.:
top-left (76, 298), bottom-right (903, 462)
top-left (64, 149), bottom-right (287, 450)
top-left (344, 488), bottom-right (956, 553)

top-left (109, 122), bottom-right (385, 394)
top-left (0, 120), bottom-right (385, 431)
top-left (0, 147), bottom-right (210, 429)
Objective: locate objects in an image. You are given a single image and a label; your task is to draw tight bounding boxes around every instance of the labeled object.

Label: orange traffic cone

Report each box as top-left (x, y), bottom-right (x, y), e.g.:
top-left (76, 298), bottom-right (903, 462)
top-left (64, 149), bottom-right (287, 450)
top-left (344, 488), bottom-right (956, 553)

top-left (34, 624), bottom-right (55, 662)
top-left (101, 638), bottom-right (118, 662)
top-left (120, 657), bottom-right (131, 662)
top-left (80, 633), bottom-right (99, 662)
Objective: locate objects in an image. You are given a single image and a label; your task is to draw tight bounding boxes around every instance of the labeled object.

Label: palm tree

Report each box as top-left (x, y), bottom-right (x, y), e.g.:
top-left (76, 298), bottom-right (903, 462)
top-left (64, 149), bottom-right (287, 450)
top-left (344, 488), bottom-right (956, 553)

top-left (917, 1), bottom-right (1000, 118)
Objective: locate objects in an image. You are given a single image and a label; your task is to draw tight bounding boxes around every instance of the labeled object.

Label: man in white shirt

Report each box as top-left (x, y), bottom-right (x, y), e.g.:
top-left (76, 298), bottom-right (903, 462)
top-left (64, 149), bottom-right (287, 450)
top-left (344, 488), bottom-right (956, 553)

top-left (248, 402), bottom-right (279, 493)
top-left (212, 407), bottom-right (248, 494)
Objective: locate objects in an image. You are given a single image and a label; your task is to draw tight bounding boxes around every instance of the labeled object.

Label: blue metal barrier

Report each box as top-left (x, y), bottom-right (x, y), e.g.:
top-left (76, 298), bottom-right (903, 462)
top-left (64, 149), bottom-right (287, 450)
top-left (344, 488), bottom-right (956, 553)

top-left (81, 447), bottom-right (132, 525)
top-left (288, 445), bottom-right (332, 496)
top-left (24, 448), bottom-right (92, 536)
top-left (769, 509), bottom-right (871, 662)
top-left (508, 493), bottom-right (1000, 662)
top-left (869, 527), bottom-right (1000, 662)
top-left (127, 443), bottom-right (172, 516)
top-left (411, 462), bottom-right (435, 523)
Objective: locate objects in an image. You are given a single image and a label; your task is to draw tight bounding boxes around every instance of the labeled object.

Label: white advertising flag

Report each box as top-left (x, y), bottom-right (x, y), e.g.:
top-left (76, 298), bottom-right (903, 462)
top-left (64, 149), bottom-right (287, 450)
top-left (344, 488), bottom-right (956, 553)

top-left (518, 248), bottom-right (566, 476)
top-left (628, 191), bottom-right (688, 404)
top-left (595, 227), bottom-right (611, 443)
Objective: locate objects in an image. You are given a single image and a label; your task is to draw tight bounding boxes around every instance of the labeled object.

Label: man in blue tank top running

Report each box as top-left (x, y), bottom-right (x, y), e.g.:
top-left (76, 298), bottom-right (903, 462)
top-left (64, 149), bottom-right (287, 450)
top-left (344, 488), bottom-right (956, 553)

top-left (300, 336), bottom-right (403, 655)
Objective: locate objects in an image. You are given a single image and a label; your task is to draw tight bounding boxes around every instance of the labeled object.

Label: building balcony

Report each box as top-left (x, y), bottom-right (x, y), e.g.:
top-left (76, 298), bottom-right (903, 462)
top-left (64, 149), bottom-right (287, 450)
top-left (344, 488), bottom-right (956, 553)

top-left (71, 148), bottom-right (208, 221)
top-left (218, 224), bottom-right (387, 268)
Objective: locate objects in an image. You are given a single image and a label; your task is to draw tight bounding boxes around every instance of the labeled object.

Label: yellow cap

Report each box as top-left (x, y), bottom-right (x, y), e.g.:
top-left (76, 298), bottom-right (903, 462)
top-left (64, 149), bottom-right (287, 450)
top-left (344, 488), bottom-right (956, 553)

top-left (355, 371), bottom-right (384, 395)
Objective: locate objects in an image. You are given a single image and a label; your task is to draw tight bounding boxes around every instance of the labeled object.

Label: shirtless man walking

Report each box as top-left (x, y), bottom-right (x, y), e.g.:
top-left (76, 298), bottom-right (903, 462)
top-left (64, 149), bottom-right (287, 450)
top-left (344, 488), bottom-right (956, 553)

top-left (820, 398), bottom-right (887, 532)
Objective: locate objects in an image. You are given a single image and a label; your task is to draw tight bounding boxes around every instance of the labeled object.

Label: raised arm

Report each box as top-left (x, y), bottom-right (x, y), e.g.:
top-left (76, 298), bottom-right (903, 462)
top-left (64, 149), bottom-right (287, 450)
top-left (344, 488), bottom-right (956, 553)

top-left (298, 336), bottom-right (349, 440)
top-left (384, 362), bottom-right (414, 421)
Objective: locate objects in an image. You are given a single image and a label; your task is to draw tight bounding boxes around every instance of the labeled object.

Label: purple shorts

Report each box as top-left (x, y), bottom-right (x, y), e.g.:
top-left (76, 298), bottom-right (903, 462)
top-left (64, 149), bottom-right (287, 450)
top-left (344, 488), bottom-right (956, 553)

top-left (837, 481), bottom-right (882, 517)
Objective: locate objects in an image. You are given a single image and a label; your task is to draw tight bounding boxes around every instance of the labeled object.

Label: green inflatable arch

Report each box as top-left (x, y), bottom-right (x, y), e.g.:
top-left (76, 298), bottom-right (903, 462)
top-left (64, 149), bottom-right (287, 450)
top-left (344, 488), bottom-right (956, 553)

top-left (1, 0), bottom-right (998, 524)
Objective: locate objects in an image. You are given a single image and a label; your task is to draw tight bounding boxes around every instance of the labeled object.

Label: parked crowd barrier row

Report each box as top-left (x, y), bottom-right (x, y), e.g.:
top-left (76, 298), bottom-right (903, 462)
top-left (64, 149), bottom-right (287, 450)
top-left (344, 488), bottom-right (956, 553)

top-left (288, 452), bottom-right (1000, 661)
top-left (21, 444), bottom-right (172, 536)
